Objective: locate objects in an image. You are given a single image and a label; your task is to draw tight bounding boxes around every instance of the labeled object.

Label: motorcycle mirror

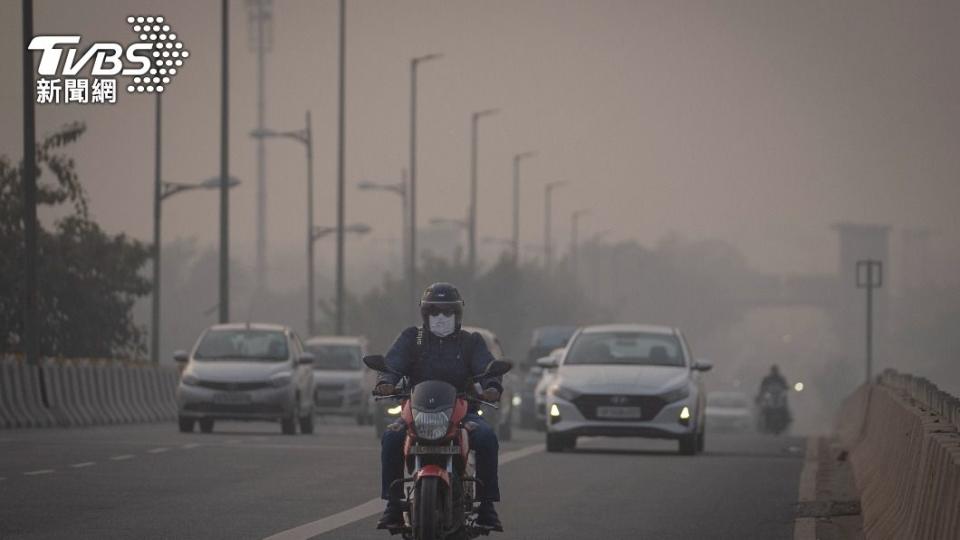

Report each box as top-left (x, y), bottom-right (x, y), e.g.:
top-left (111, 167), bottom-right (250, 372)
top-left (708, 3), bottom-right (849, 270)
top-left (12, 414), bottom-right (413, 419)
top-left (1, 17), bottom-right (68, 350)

top-left (482, 359), bottom-right (513, 378)
top-left (363, 355), bottom-right (388, 372)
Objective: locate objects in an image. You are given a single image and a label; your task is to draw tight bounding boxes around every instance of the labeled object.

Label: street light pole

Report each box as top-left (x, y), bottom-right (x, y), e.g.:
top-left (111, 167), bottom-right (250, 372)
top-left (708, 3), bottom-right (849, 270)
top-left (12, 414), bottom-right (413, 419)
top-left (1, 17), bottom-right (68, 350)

top-left (570, 209), bottom-right (590, 279)
top-left (856, 260), bottom-right (883, 383)
top-left (409, 53), bottom-right (442, 311)
top-left (469, 108), bottom-right (499, 279)
top-left (357, 174), bottom-right (407, 276)
top-left (335, 0), bottom-right (346, 335)
top-left (544, 181), bottom-right (567, 271)
top-left (306, 111), bottom-right (315, 335)
top-left (21, 0), bottom-right (39, 365)
top-left (151, 92), bottom-right (162, 364)
top-left (219, 0), bottom-right (230, 324)
top-left (511, 151), bottom-right (536, 264)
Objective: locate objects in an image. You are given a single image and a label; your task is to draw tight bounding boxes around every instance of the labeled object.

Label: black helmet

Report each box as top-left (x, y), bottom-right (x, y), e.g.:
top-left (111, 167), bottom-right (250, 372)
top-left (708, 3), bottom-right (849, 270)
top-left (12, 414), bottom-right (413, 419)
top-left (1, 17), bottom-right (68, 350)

top-left (420, 282), bottom-right (465, 328)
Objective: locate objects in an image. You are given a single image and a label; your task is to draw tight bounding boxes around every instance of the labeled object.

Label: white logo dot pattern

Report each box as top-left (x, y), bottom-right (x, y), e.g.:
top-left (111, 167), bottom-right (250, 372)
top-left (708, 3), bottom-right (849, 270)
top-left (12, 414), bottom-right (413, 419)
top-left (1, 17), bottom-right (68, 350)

top-left (126, 15), bottom-right (188, 94)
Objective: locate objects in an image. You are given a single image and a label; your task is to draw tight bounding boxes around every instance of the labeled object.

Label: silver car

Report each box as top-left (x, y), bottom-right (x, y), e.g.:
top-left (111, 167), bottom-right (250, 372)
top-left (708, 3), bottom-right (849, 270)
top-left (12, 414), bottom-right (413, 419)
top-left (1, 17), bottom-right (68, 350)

top-left (543, 324), bottom-right (712, 455)
top-left (175, 323), bottom-right (316, 435)
top-left (304, 336), bottom-right (371, 424)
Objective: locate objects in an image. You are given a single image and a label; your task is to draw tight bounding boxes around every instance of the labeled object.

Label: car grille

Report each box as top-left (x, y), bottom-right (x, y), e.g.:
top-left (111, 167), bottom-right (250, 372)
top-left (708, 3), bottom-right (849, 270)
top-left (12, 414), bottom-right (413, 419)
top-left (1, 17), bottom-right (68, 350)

top-left (196, 380), bottom-right (271, 391)
top-left (572, 394), bottom-right (666, 421)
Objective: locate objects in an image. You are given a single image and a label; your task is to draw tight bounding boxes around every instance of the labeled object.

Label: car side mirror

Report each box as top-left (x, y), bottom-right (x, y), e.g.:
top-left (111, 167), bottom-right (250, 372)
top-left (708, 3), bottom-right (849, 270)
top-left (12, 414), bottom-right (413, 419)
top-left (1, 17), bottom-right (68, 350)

top-left (693, 359), bottom-right (713, 372)
top-left (363, 354), bottom-right (388, 372)
top-left (482, 359), bottom-right (513, 378)
top-left (297, 352), bottom-right (315, 365)
top-left (173, 350), bottom-right (189, 364)
top-left (537, 356), bottom-right (559, 369)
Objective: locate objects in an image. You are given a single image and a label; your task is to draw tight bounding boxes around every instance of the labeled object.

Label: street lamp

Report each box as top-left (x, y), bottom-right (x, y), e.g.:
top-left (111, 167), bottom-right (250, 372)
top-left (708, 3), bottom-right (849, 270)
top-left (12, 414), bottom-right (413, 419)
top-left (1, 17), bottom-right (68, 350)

top-left (251, 111), bottom-right (315, 333)
top-left (312, 222), bottom-right (371, 242)
top-left (544, 181), bottom-right (567, 271)
top-left (357, 172), bottom-right (407, 276)
top-left (152, 175), bottom-right (241, 364)
top-left (469, 108), bottom-right (499, 279)
top-left (511, 151), bottom-right (536, 264)
top-left (570, 209), bottom-right (590, 278)
top-left (410, 52), bottom-right (443, 312)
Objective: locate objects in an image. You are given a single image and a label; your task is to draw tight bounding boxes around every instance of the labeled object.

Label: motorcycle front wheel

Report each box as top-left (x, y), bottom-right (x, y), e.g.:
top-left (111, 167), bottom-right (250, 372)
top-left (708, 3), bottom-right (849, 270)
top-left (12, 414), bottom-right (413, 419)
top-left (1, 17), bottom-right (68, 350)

top-left (416, 476), bottom-right (441, 540)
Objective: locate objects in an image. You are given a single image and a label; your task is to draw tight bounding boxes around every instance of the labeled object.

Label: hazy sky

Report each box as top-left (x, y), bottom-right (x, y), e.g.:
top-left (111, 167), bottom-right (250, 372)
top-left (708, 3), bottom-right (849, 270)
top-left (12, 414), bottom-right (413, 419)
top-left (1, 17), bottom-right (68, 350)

top-left (2, 0), bottom-right (959, 280)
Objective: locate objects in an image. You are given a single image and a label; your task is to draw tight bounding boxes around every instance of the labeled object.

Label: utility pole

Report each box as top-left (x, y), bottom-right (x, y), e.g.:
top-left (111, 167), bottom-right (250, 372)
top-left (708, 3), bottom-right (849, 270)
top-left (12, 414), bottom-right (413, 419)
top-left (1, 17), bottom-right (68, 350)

top-left (247, 0), bottom-right (272, 293)
top-left (21, 0), bottom-right (38, 365)
top-left (856, 259), bottom-right (883, 384)
top-left (409, 53), bottom-right (442, 311)
top-left (151, 93), bottom-right (162, 364)
top-left (219, 0), bottom-right (231, 324)
top-left (335, 0), bottom-right (346, 335)
top-left (511, 151), bottom-right (536, 263)
top-left (468, 108), bottom-right (498, 280)
top-left (544, 181), bottom-right (566, 271)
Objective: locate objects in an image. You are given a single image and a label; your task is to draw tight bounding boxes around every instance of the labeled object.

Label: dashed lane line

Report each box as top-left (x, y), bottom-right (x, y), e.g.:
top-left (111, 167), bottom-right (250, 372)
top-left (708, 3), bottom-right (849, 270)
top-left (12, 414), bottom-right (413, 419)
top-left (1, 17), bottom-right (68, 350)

top-left (110, 454), bottom-right (134, 461)
top-left (147, 447), bottom-right (170, 454)
top-left (70, 462), bottom-right (96, 468)
top-left (262, 443), bottom-right (545, 540)
top-left (23, 469), bottom-right (55, 476)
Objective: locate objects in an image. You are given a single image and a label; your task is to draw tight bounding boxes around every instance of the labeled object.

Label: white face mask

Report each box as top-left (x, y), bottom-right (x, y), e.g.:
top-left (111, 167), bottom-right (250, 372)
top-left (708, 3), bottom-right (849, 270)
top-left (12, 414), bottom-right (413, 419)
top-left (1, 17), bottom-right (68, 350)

top-left (428, 314), bottom-right (456, 337)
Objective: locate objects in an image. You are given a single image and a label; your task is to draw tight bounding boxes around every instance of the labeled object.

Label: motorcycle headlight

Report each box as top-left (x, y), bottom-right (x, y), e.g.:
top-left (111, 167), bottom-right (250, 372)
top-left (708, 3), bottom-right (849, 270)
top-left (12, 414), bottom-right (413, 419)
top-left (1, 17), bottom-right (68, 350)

top-left (548, 384), bottom-right (579, 402)
top-left (661, 385), bottom-right (690, 403)
top-left (387, 405), bottom-right (402, 415)
top-left (181, 374), bottom-right (199, 386)
top-left (270, 372), bottom-right (292, 388)
top-left (413, 409), bottom-right (451, 441)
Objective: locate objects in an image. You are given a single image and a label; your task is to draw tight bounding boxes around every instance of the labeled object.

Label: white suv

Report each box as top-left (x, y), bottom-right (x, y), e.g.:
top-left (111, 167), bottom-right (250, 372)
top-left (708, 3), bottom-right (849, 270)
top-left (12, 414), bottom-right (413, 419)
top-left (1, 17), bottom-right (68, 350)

top-left (541, 324), bottom-right (711, 455)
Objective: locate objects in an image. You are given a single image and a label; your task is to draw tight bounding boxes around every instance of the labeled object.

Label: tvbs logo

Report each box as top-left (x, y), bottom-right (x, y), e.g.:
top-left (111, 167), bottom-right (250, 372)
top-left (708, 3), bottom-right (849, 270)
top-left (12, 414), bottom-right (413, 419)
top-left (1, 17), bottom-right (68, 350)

top-left (28, 16), bottom-right (189, 105)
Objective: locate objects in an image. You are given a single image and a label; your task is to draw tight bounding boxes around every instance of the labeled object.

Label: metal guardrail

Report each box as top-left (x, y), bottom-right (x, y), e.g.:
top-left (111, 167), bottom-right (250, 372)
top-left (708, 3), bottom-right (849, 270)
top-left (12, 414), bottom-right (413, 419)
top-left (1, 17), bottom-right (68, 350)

top-left (878, 369), bottom-right (960, 432)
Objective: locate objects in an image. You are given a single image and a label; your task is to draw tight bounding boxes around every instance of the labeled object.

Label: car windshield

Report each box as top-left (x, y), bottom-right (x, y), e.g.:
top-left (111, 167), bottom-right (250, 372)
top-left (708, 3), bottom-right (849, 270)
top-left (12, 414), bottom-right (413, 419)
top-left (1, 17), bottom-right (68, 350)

top-left (194, 329), bottom-right (289, 361)
top-left (306, 344), bottom-right (361, 370)
top-left (533, 326), bottom-right (576, 348)
top-left (566, 331), bottom-right (685, 367)
top-left (708, 393), bottom-right (749, 408)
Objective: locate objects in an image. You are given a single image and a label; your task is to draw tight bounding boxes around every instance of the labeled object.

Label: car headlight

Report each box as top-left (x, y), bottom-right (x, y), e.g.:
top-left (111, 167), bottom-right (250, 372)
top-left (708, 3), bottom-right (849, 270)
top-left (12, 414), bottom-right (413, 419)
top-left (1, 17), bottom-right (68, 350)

top-left (387, 405), bottom-right (402, 415)
top-left (181, 374), bottom-right (199, 386)
top-left (413, 409), bottom-right (451, 441)
top-left (548, 384), bottom-right (579, 402)
top-left (661, 385), bottom-right (690, 403)
top-left (512, 395), bottom-right (522, 407)
top-left (270, 372), bottom-right (292, 388)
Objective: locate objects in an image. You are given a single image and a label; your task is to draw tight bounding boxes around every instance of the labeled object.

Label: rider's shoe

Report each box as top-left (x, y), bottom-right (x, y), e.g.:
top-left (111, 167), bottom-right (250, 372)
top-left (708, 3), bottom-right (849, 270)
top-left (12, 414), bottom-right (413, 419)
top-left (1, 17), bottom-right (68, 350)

top-left (476, 502), bottom-right (503, 531)
top-left (376, 501), bottom-right (405, 530)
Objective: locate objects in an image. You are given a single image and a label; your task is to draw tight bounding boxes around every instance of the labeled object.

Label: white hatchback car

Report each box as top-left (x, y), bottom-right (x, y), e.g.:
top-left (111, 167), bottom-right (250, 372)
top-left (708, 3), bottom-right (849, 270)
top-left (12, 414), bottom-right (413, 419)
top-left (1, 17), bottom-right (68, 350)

top-left (541, 324), bottom-right (712, 455)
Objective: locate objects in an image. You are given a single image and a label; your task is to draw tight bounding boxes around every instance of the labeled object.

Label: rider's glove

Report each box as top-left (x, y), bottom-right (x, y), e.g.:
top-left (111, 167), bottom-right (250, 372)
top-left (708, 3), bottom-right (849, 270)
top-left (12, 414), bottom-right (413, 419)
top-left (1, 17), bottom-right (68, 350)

top-left (374, 383), bottom-right (396, 396)
top-left (481, 387), bottom-right (501, 402)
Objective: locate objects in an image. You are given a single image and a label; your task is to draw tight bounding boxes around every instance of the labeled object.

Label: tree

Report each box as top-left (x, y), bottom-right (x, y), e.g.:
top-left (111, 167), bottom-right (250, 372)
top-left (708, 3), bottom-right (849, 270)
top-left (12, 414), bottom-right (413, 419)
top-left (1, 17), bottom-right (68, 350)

top-left (0, 123), bottom-right (151, 358)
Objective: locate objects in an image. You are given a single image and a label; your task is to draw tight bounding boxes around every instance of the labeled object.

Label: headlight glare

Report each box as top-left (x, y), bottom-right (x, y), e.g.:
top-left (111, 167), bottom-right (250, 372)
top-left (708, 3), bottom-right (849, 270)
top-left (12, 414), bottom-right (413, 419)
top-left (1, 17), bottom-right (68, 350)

top-left (413, 409), bottom-right (451, 440)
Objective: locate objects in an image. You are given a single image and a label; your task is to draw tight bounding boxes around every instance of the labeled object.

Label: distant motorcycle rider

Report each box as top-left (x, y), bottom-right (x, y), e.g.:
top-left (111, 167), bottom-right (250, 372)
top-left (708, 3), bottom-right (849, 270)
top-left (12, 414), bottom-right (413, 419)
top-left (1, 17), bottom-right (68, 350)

top-left (374, 282), bottom-right (504, 530)
top-left (758, 365), bottom-right (789, 399)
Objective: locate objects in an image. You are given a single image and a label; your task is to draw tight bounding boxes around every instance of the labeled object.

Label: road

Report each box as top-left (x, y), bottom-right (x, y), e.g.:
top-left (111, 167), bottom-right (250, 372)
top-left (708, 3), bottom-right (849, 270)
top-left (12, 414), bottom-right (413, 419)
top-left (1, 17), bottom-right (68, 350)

top-left (0, 420), bottom-right (806, 539)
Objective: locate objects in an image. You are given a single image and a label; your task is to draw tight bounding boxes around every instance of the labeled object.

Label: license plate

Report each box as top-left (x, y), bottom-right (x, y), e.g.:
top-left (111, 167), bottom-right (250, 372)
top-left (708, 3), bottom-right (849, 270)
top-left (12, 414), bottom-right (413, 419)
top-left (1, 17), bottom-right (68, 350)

top-left (213, 392), bottom-right (252, 404)
top-left (410, 445), bottom-right (460, 455)
top-left (596, 406), bottom-right (642, 419)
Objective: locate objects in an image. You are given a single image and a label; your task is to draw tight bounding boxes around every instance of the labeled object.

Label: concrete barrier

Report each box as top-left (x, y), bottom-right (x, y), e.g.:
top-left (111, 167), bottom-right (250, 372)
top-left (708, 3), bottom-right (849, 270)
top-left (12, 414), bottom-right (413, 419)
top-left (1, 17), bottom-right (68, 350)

top-left (836, 371), bottom-right (960, 539)
top-left (0, 359), bottom-right (21, 428)
top-left (61, 362), bottom-right (93, 426)
top-left (40, 360), bottom-right (74, 427)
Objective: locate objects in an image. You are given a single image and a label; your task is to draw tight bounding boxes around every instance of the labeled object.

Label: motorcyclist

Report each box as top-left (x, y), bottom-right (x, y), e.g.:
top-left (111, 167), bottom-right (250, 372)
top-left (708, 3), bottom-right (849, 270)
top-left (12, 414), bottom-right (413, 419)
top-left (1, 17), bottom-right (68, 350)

top-left (374, 282), bottom-right (504, 531)
top-left (758, 365), bottom-right (789, 399)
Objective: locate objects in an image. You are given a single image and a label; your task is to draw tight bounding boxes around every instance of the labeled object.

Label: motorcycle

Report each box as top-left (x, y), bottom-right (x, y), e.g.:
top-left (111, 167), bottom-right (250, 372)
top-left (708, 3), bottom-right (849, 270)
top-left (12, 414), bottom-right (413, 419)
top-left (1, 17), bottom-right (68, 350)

top-left (757, 386), bottom-right (791, 435)
top-left (363, 354), bottom-right (512, 540)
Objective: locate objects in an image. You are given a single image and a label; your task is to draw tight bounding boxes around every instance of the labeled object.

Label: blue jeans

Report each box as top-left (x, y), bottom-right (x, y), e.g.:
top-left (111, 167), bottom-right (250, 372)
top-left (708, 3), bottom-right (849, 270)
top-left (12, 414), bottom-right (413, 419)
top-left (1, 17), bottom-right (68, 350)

top-left (381, 413), bottom-right (500, 502)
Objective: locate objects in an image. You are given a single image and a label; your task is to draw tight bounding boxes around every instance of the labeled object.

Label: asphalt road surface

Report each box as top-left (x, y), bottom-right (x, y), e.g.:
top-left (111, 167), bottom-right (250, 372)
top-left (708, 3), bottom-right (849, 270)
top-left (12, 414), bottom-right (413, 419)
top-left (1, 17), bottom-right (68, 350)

top-left (0, 420), bottom-right (805, 539)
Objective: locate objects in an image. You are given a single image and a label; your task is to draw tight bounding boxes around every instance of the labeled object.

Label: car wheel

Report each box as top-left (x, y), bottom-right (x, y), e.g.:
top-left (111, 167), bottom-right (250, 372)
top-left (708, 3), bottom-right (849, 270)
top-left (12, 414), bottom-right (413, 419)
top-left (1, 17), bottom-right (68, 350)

top-left (546, 433), bottom-right (569, 453)
top-left (199, 419), bottom-right (215, 433)
top-left (178, 416), bottom-right (195, 433)
top-left (299, 412), bottom-right (314, 434)
top-left (678, 434), bottom-right (697, 455)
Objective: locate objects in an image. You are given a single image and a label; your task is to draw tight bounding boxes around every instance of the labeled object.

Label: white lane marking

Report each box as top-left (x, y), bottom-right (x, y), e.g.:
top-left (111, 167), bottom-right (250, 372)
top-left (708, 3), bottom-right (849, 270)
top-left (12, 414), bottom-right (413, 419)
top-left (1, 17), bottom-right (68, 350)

top-left (181, 443), bottom-right (200, 449)
top-left (24, 469), bottom-right (55, 476)
top-left (263, 443), bottom-right (545, 540)
top-left (70, 462), bottom-right (96, 468)
top-left (110, 454), bottom-right (134, 461)
top-left (793, 436), bottom-right (820, 540)
top-left (147, 447), bottom-right (170, 454)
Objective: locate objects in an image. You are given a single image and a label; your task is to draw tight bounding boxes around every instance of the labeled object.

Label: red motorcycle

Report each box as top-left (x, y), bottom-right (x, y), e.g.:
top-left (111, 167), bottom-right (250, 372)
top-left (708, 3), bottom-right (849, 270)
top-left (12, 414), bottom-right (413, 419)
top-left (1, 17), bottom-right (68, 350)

top-left (363, 355), bottom-right (512, 540)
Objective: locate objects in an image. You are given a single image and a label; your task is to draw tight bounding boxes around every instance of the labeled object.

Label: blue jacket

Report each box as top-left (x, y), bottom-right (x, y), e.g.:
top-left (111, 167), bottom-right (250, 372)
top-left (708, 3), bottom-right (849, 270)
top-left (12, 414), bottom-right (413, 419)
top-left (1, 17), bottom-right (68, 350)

top-left (379, 326), bottom-right (503, 393)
